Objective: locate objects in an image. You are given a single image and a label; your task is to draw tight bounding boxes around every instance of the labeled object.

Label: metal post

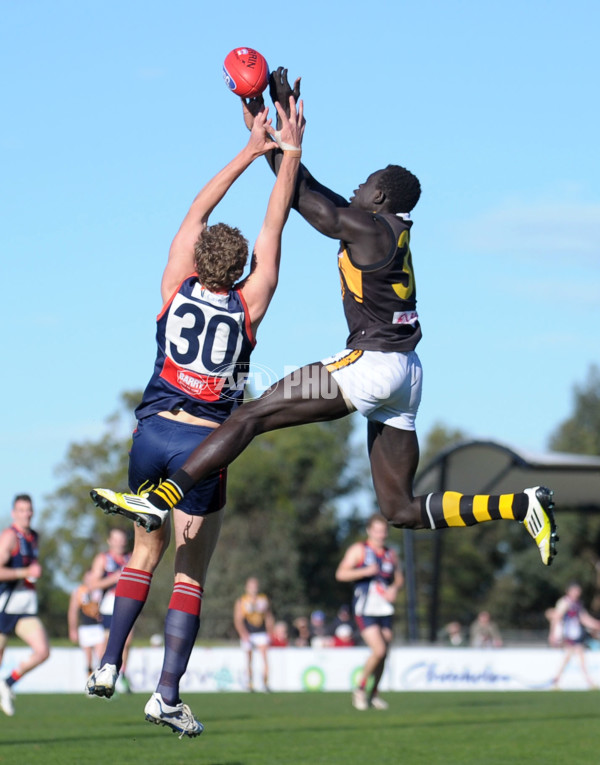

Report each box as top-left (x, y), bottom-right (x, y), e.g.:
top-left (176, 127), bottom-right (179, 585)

top-left (403, 529), bottom-right (419, 642)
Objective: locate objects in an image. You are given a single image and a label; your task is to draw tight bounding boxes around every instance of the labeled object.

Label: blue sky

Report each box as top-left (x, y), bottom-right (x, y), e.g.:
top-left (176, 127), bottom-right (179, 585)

top-left (1, 0), bottom-right (599, 523)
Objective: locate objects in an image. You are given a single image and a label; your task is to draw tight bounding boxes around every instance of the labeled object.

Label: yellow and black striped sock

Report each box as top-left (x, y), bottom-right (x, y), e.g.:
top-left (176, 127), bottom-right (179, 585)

top-left (420, 491), bottom-right (528, 529)
top-left (148, 469), bottom-right (196, 510)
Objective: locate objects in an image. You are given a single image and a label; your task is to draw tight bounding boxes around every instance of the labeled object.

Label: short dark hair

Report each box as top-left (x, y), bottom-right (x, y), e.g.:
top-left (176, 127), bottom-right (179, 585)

top-left (378, 165), bottom-right (421, 213)
top-left (194, 223), bottom-right (249, 292)
top-left (13, 494), bottom-right (33, 506)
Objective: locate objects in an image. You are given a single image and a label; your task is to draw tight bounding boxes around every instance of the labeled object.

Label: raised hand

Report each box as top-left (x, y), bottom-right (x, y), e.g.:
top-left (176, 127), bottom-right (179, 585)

top-left (269, 67), bottom-right (301, 129)
top-left (246, 106), bottom-right (277, 157)
top-left (241, 94), bottom-right (266, 131)
top-left (271, 95), bottom-right (305, 156)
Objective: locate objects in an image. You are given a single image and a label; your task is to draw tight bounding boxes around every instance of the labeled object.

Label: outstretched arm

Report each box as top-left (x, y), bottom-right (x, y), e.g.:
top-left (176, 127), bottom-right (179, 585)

top-left (160, 109), bottom-right (278, 303)
top-left (263, 67), bottom-right (387, 252)
top-left (238, 95), bottom-right (305, 334)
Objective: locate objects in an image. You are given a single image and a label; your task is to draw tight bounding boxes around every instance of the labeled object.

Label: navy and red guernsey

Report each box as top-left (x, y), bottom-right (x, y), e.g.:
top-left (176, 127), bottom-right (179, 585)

top-left (135, 275), bottom-right (256, 424)
top-left (352, 541), bottom-right (396, 618)
top-left (0, 525), bottom-right (38, 603)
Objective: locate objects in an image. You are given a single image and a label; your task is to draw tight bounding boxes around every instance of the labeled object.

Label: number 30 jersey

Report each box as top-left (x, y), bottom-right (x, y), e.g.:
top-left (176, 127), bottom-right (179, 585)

top-left (135, 275), bottom-right (256, 424)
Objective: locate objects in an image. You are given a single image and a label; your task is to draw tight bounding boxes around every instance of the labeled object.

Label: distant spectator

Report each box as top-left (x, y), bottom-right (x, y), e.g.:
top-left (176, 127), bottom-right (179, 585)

top-left (332, 623), bottom-right (356, 647)
top-left (292, 616), bottom-right (311, 647)
top-left (469, 611), bottom-right (503, 648)
top-left (443, 621), bottom-right (466, 647)
top-left (270, 621), bottom-right (289, 648)
top-left (329, 604), bottom-right (359, 641)
top-left (309, 610), bottom-right (331, 647)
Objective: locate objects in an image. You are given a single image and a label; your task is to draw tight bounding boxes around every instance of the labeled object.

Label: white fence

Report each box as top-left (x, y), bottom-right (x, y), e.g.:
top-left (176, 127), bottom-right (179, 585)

top-left (4, 645), bottom-right (600, 693)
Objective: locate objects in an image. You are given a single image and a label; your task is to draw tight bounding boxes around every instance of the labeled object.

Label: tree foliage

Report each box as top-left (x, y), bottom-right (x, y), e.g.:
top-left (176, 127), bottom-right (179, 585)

top-left (549, 365), bottom-right (600, 455)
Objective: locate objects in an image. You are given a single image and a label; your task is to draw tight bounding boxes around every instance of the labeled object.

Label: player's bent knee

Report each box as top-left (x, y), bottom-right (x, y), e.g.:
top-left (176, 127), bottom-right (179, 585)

top-left (373, 646), bottom-right (388, 661)
top-left (32, 647), bottom-right (50, 666)
top-left (380, 502), bottom-right (422, 529)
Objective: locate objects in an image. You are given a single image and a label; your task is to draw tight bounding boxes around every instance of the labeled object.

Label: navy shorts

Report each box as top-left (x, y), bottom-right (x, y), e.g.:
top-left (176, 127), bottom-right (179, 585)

top-left (0, 613), bottom-right (21, 634)
top-left (355, 614), bottom-right (394, 632)
top-left (128, 415), bottom-right (226, 516)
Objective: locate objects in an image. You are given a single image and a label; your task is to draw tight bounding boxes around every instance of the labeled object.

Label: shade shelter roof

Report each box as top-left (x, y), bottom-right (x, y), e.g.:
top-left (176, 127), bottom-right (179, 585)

top-left (405, 440), bottom-right (600, 642)
top-left (414, 439), bottom-right (600, 511)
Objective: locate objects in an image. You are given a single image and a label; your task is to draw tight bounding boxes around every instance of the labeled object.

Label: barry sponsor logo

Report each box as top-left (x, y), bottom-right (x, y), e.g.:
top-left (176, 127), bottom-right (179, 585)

top-left (177, 370), bottom-right (208, 394)
top-left (176, 369), bottom-right (224, 397)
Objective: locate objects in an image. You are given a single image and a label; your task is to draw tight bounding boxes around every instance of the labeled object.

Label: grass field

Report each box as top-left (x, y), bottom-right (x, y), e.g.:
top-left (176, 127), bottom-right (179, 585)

top-left (1, 691), bottom-right (599, 765)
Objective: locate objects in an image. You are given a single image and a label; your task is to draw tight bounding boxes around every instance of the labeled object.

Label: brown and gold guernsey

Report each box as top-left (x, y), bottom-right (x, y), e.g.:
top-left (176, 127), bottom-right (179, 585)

top-left (239, 593), bottom-right (270, 634)
top-left (338, 213), bottom-right (422, 352)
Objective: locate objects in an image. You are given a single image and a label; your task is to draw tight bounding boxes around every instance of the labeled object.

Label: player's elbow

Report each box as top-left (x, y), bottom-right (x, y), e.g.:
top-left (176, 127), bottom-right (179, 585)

top-left (299, 202), bottom-right (340, 240)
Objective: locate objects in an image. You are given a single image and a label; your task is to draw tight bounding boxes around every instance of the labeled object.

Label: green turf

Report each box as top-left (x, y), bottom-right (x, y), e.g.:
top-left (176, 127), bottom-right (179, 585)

top-left (1, 691), bottom-right (599, 765)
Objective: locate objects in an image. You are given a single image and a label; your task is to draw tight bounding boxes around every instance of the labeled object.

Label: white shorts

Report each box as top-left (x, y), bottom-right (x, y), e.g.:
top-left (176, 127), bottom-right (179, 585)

top-left (78, 623), bottom-right (105, 648)
top-left (241, 631), bottom-right (270, 650)
top-left (322, 348), bottom-right (422, 430)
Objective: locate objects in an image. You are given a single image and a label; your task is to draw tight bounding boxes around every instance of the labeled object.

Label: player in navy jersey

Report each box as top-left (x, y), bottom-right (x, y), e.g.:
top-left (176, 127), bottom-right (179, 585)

top-left (87, 96), bottom-right (304, 737)
top-left (336, 514), bottom-right (403, 710)
top-left (0, 495), bottom-right (50, 716)
top-left (548, 583), bottom-right (600, 689)
top-left (67, 570), bottom-right (105, 679)
top-left (87, 528), bottom-right (132, 690)
top-left (92, 70), bottom-right (557, 574)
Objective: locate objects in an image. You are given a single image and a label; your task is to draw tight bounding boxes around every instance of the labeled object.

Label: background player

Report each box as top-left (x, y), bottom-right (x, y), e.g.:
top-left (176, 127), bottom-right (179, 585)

top-left (336, 513), bottom-right (403, 709)
top-left (549, 582), bottom-right (600, 689)
top-left (233, 576), bottom-right (274, 692)
top-left (87, 97), bottom-right (304, 737)
top-left (88, 527), bottom-right (133, 690)
top-left (0, 494), bottom-right (50, 716)
top-left (68, 570), bottom-right (105, 678)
